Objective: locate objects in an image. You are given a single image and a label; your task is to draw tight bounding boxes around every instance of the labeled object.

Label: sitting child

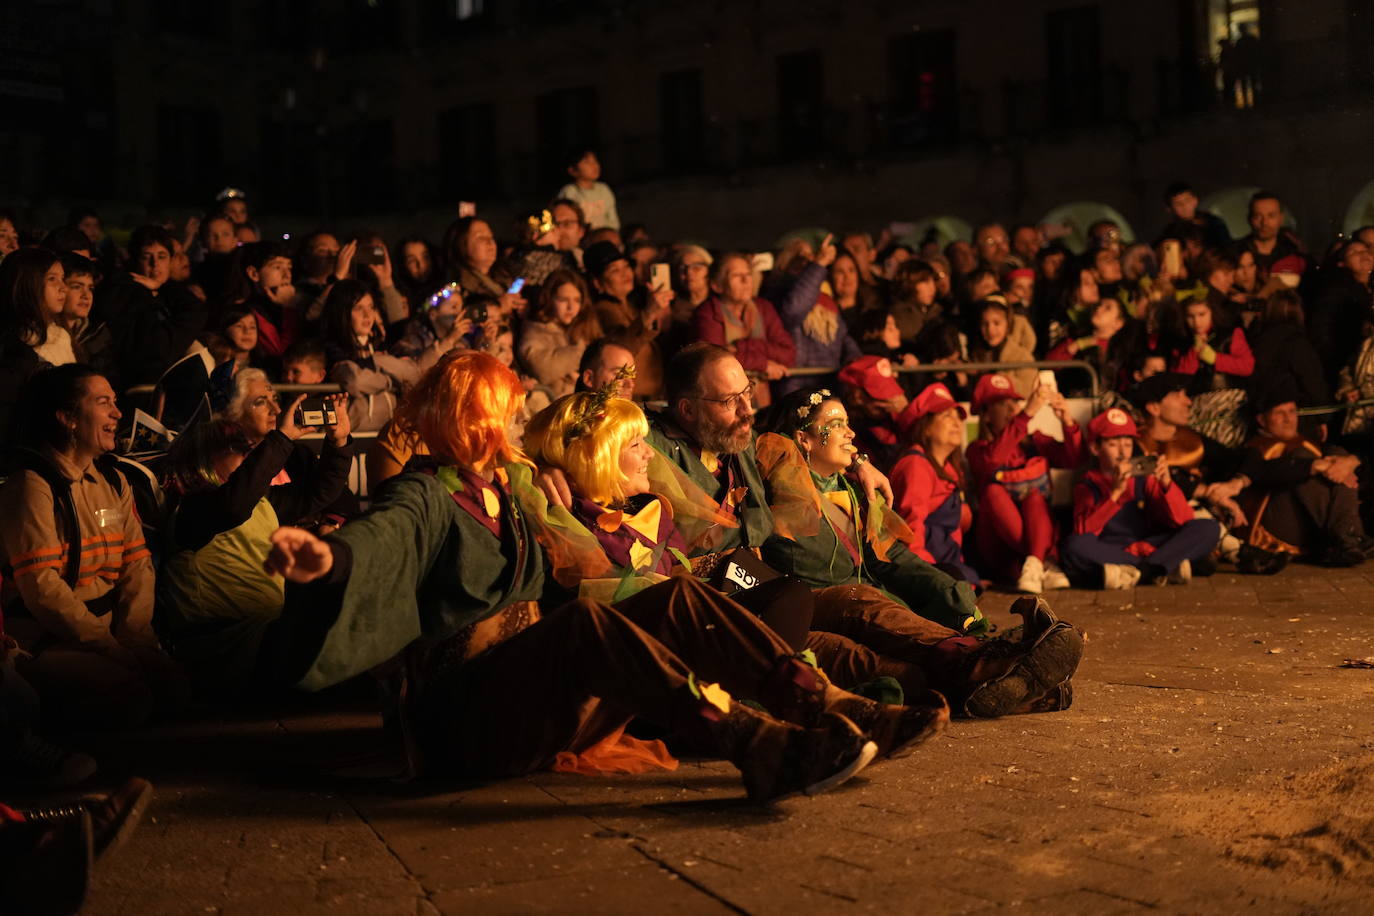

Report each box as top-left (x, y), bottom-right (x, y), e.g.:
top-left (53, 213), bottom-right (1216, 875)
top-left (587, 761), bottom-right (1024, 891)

top-left (1060, 407), bottom-right (1220, 589)
top-left (966, 373), bottom-right (1083, 593)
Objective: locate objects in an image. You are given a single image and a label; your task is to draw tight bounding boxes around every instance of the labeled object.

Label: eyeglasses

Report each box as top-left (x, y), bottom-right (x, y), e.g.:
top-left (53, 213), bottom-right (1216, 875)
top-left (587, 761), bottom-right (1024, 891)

top-left (694, 381), bottom-right (755, 412)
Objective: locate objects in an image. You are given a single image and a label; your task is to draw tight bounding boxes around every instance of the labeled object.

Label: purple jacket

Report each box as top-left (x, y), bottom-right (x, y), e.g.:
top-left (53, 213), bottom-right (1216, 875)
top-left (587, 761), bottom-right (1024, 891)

top-left (772, 262), bottom-right (862, 395)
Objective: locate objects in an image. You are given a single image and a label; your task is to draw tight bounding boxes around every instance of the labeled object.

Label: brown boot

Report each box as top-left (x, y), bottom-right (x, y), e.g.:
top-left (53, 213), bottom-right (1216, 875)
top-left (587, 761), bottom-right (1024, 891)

top-left (697, 683), bottom-right (877, 803)
top-left (963, 596), bottom-right (1084, 718)
top-left (762, 656), bottom-right (949, 759)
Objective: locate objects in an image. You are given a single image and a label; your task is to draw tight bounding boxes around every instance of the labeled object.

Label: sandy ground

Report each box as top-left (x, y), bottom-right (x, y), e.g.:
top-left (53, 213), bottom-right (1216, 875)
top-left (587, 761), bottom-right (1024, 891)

top-left (37, 562), bottom-right (1374, 914)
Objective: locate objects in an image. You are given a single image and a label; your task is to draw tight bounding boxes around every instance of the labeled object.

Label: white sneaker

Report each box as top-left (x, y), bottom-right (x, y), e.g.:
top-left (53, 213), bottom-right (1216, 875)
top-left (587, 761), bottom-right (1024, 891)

top-left (1102, 563), bottom-right (1141, 590)
top-left (1016, 556), bottom-right (1044, 594)
top-left (1167, 558), bottom-right (1193, 585)
top-left (1041, 560), bottom-right (1071, 590)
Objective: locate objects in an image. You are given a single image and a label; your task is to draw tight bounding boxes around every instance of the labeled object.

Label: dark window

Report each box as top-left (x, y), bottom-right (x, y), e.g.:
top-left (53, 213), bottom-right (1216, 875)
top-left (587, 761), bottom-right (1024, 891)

top-left (260, 118), bottom-right (318, 214)
top-left (777, 49), bottom-right (825, 157)
top-left (659, 68), bottom-right (704, 173)
top-left (153, 0), bottom-right (225, 37)
top-left (437, 102), bottom-right (497, 201)
top-left (157, 106), bottom-right (221, 203)
top-left (1045, 4), bottom-right (1103, 128)
top-left (248, 0), bottom-right (310, 51)
top-left (887, 29), bottom-right (959, 146)
top-left (335, 118), bottom-right (397, 214)
top-left (1348, 0), bottom-right (1374, 85)
top-left (334, 0), bottom-right (400, 52)
top-left (536, 86), bottom-right (598, 191)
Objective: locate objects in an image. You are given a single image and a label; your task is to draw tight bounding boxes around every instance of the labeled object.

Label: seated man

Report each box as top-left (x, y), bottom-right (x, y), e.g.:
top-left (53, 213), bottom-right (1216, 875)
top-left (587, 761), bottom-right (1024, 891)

top-left (1238, 382), bottom-right (1368, 567)
top-left (1061, 407), bottom-right (1221, 589)
top-left (639, 343), bottom-right (891, 560)
top-left (1130, 372), bottom-right (1250, 563)
top-left (0, 365), bottom-right (188, 729)
top-left (574, 337), bottom-right (637, 396)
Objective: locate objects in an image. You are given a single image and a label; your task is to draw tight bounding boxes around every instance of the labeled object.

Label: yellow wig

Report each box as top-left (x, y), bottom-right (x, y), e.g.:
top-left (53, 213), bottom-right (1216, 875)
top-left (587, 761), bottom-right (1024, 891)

top-left (526, 392), bottom-right (649, 506)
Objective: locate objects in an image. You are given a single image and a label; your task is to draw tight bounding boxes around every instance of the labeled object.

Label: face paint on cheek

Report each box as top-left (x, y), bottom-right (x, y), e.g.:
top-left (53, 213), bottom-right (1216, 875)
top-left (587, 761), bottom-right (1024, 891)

top-left (819, 426), bottom-right (833, 447)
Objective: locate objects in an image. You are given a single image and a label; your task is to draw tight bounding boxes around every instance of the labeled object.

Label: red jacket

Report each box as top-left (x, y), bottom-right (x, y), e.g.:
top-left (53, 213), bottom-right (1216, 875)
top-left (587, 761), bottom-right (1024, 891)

top-left (1171, 326), bottom-right (1254, 377)
top-left (1072, 468), bottom-right (1194, 536)
top-left (890, 449), bottom-right (971, 563)
top-left (967, 412), bottom-right (1085, 490)
top-left (690, 297), bottom-right (796, 372)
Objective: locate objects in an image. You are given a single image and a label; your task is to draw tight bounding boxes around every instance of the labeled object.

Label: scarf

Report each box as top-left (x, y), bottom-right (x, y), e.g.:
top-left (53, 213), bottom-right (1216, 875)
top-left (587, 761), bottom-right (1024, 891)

top-left (720, 298), bottom-right (764, 346)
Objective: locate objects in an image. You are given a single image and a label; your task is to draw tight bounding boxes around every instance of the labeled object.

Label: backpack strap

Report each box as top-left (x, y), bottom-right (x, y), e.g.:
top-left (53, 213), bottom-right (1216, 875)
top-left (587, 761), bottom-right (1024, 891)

top-left (15, 450), bottom-right (81, 588)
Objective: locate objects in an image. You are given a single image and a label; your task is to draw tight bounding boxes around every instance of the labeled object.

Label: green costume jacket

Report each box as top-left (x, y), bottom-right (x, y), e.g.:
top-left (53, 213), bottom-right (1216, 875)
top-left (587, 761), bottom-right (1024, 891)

top-left (288, 464), bottom-right (545, 691)
top-left (645, 411), bottom-right (774, 554)
top-left (753, 433), bottom-right (977, 631)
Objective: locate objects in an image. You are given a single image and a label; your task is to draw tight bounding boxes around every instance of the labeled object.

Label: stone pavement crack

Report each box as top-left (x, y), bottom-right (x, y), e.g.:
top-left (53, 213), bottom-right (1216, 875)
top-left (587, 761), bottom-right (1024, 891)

top-left (630, 842), bottom-right (753, 915)
top-left (531, 779), bottom-right (751, 912)
top-left (336, 792), bottom-right (438, 910)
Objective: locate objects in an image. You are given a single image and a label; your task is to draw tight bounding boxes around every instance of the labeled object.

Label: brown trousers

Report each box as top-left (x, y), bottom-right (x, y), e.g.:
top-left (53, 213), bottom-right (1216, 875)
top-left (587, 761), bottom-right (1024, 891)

top-left (1260, 477), bottom-right (1365, 553)
top-left (17, 644), bottom-right (190, 730)
top-left (417, 574), bottom-right (796, 777)
top-left (806, 584), bottom-right (977, 698)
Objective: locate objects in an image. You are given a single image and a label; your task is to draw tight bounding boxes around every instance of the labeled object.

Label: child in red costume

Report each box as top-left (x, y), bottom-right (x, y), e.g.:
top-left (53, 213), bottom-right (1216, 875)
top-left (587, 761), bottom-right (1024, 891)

top-left (890, 383), bottom-right (980, 588)
top-left (1060, 407), bottom-right (1220, 588)
top-left (966, 373), bottom-right (1084, 593)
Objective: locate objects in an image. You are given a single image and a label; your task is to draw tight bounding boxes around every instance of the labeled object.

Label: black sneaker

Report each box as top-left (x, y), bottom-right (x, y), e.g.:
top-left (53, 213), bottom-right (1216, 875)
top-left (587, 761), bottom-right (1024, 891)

top-left (0, 733), bottom-right (98, 789)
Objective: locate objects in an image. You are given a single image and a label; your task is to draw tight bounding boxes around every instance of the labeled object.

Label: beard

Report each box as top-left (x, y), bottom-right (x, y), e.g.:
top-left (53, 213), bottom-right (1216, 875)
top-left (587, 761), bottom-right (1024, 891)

top-left (694, 412), bottom-right (754, 455)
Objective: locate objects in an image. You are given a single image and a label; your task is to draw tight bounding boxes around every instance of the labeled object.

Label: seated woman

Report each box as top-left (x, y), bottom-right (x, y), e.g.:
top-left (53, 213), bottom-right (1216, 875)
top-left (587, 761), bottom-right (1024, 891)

top-left (389, 282), bottom-right (473, 364)
top-left (889, 382), bottom-right (981, 588)
top-left (322, 279), bottom-right (422, 433)
top-left (517, 269), bottom-right (604, 398)
top-left (1168, 288), bottom-right (1255, 447)
top-left (0, 365), bottom-right (188, 730)
top-left (1046, 294), bottom-right (1143, 396)
top-left (158, 397), bottom-right (352, 694)
top-left (1, 248), bottom-right (77, 438)
top-left (689, 252), bottom-right (795, 405)
top-left (209, 309), bottom-right (262, 378)
top-left (261, 351), bottom-right (942, 801)
top-left (220, 368), bottom-right (360, 522)
top-left (968, 298), bottom-right (1035, 397)
top-left (753, 387), bottom-right (979, 633)
top-left (966, 374), bottom-right (1083, 594)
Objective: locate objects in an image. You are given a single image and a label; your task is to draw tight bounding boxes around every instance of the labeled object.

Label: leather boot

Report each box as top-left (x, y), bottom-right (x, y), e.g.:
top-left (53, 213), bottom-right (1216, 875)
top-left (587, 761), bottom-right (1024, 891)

top-left (761, 655), bottom-right (949, 760)
top-left (962, 596), bottom-right (1083, 718)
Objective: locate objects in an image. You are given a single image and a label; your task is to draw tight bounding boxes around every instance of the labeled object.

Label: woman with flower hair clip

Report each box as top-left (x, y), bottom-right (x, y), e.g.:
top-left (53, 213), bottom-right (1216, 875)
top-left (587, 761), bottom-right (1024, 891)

top-left (754, 385), bottom-right (1086, 718)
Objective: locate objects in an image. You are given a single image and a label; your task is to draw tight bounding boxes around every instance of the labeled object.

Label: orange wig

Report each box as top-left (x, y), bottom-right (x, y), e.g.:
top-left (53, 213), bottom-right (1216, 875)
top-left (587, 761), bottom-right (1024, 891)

top-left (398, 350), bottom-right (530, 471)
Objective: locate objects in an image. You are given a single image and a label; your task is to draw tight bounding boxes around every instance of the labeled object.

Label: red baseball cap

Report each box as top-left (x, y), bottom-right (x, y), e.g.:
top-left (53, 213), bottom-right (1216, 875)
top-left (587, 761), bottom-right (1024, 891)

top-left (908, 382), bottom-right (968, 423)
top-left (839, 355), bottom-right (904, 401)
top-left (1087, 407), bottom-right (1138, 441)
top-left (1270, 255), bottom-right (1306, 276)
top-left (972, 372), bottom-right (1020, 413)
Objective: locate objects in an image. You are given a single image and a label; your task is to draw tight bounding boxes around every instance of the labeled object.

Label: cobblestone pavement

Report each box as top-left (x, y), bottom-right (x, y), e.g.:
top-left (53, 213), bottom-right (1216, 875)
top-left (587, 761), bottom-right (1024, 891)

top-left (63, 564), bottom-right (1374, 914)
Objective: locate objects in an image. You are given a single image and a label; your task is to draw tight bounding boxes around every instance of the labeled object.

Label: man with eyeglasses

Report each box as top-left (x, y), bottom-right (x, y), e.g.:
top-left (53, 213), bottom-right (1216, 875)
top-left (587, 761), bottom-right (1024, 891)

top-left (647, 343), bottom-right (892, 556)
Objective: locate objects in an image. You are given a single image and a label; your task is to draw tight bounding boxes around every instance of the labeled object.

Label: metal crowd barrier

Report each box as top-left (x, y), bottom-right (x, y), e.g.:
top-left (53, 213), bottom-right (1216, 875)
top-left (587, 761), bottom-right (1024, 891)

top-left (124, 383), bottom-right (344, 397)
top-left (1298, 398), bottom-right (1374, 417)
top-left (759, 359), bottom-right (1102, 397)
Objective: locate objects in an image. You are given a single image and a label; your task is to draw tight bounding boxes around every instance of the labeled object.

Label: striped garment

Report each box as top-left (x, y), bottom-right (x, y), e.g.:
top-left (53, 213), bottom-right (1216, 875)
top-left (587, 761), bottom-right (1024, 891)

top-left (0, 450), bottom-right (155, 649)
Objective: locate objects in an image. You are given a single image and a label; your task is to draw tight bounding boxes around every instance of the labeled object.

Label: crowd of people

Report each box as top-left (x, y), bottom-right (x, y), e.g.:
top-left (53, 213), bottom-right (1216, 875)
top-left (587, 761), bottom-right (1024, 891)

top-left (2, 150), bottom-right (1373, 824)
